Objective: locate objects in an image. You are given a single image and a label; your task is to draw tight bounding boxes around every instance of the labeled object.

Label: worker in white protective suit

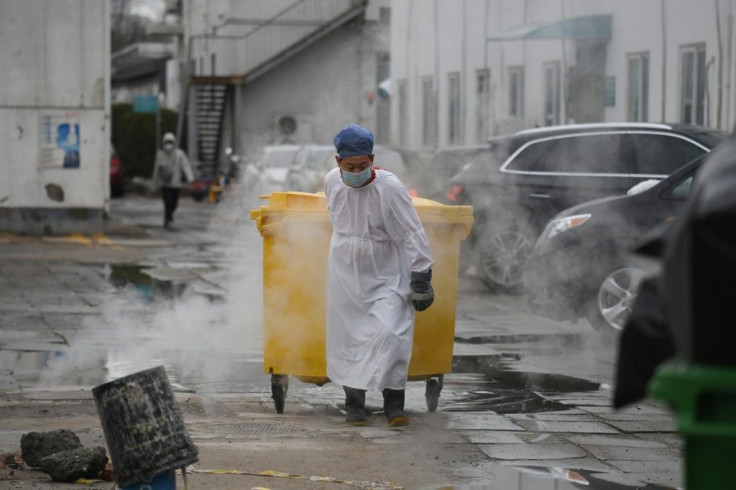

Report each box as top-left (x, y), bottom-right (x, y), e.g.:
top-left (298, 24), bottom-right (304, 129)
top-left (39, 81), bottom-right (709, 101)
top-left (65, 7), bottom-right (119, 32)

top-left (324, 124), bottom-right (435, 427)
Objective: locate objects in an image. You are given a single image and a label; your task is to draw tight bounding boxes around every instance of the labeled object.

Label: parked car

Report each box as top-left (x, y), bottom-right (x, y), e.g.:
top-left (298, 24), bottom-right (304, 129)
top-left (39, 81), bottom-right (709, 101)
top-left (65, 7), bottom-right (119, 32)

top-left (447, 122), bottom-right (728, 292)
top-left (284, 144), bottom-right (335, 192)
top-left (253, 144), bottom-right (302, 193)
top-left (523, 154), bottom-right (708, 335)
top-left (110, 144), bottom-right (124, 197)
top-left (415, 145), bottom-right (487, 201)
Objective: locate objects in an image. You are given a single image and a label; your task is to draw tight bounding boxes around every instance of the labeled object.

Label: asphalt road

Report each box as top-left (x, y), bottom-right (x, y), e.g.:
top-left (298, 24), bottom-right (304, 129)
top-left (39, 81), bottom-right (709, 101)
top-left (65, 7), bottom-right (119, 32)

top-left (0, 192), bottom-right (682, 489)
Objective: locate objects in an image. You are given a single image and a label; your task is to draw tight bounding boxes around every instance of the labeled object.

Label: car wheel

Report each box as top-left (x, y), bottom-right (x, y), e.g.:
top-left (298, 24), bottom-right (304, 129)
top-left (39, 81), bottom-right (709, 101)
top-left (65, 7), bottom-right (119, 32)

top-left (477, 229), bottom-right (533, 293)
top-left (586, 266), bottom-right (648, 335)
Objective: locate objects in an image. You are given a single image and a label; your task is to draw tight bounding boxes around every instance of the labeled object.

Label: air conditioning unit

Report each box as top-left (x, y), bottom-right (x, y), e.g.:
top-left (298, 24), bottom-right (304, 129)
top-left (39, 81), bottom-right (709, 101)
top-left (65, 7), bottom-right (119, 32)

top-left (273, 115), bottom-right (313, 144)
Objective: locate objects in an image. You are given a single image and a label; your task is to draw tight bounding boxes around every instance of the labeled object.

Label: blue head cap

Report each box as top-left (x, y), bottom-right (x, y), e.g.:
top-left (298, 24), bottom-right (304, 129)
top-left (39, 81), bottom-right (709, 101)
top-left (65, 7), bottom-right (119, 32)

top-left (333, 124), bottom-right (374, 159)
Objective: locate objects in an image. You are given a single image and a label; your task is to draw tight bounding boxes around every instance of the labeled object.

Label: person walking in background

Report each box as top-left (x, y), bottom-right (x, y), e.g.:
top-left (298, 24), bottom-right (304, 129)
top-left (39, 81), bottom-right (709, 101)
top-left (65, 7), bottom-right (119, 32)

top-left (152, 132), bottom-right (194, 229)
top-left (324, 124), bottom-right (435, 427)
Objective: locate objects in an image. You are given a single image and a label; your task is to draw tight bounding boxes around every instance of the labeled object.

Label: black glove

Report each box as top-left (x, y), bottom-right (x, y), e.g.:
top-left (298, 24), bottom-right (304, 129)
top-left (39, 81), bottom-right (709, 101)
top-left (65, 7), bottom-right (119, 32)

top-left (410, 269), bottom-right (434, 312)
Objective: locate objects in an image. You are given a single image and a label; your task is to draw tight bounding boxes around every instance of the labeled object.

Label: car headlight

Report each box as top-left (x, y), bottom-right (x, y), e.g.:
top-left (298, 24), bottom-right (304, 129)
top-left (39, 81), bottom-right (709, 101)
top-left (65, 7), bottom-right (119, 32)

top-left (546, 213), bottom-right (591, 240)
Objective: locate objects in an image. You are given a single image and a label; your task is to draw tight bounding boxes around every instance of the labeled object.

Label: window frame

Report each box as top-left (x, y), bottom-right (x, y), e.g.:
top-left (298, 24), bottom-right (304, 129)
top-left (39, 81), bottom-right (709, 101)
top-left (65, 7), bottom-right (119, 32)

top-left (422, 76), bottom-right (437, 148)
top-left (501, 130), bottom-right (710, 177)
top-left (680, 43), bottom-right (707, 125)
top-left (476, 68), bottom-right (491, 143)
top-left (397, 79), bottom-right (407, 147)
top-left (627, 52), bottom-right (649, 122)
top-left (509, 66), bottom-right (524, 117)
top-left (447, 72), bottom-right (462, 145)
top-left (544, 62), bottom-right (562, 126)
top-left (631, 132), bottom-right (707, 176)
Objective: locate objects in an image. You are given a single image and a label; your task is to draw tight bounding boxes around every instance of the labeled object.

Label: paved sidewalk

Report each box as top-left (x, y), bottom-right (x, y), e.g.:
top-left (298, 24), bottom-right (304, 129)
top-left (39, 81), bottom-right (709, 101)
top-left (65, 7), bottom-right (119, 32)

top-left (0, 195), bottom-right (683, 489)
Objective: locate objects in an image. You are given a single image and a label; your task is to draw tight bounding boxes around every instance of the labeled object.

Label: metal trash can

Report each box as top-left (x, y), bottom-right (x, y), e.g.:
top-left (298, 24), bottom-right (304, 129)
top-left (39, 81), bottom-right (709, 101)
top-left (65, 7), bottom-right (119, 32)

top-left (92, 366), bottom-right (198, 488)
top-left (250, 191), bottom-right (473, 413)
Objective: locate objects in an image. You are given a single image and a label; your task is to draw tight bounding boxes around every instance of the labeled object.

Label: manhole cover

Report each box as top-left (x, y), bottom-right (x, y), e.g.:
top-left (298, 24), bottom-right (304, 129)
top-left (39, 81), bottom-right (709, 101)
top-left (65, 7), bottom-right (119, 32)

top-left (188, 422), bottom-right (308, 436)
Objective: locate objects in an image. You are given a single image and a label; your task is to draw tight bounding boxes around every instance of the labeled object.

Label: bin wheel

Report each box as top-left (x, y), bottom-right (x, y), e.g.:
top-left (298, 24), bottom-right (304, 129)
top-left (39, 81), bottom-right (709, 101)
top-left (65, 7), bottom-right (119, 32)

top-left (425, 375), bottom-right (443, 413)
top-left (271, 374), bottom-right (289, 414)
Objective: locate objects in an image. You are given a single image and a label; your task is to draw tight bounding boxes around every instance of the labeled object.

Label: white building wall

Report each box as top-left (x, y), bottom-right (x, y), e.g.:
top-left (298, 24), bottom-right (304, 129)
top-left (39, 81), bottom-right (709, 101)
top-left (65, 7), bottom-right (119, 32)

top-left (0, 0), bottom-right (110, 234)
top-left (182, 0), bottom-right (389, 155)
top-left (240, 25), bottom-right (372, 152)
top-left (391, 0), bottom-right (736, 152)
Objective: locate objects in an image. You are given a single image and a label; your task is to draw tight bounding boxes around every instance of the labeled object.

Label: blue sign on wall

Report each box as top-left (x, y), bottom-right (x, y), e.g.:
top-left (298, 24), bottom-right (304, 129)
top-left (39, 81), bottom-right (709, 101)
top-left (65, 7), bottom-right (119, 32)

top-left (134, 95), bottom-right (159, 113)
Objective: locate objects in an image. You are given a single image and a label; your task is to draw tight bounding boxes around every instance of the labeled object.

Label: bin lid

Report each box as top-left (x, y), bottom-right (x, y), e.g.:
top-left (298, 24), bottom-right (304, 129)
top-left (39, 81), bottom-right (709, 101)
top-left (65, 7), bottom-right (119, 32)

top-left (250, 191), bottom-right (474, 227)
top-left (412, 197), bottom-right (474, 225)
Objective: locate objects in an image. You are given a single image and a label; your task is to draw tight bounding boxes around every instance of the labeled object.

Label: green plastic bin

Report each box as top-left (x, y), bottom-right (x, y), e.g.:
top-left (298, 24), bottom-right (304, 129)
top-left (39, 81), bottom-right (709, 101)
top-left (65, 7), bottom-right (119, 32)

top-left (649, 361), bottom-right (736, 490)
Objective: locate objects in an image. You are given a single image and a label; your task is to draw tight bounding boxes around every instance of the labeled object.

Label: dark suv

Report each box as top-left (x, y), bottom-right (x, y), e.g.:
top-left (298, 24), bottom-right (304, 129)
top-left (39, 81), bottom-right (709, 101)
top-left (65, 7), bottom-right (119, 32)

top-left (446, 123), bottom-right (728, 292)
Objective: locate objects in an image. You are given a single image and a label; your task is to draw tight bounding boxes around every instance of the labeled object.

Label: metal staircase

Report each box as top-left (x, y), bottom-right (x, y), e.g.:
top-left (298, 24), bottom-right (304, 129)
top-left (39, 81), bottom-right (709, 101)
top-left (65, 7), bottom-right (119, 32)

top-left (194, 83), bottom-right (228, 179)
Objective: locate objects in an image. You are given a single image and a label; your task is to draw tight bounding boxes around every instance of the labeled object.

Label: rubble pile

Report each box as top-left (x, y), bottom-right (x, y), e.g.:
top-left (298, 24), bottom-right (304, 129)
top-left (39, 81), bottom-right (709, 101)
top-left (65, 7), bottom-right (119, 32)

top-left (19, 429), bottom-right (109, 483)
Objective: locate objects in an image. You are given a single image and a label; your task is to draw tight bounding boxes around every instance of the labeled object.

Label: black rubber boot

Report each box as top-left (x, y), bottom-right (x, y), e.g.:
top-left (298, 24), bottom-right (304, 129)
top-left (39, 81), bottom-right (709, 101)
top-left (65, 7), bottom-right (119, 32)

top-left (382, 388), bottom-right (409, 427)
top-left (343, 386), bottom-right (367, 426)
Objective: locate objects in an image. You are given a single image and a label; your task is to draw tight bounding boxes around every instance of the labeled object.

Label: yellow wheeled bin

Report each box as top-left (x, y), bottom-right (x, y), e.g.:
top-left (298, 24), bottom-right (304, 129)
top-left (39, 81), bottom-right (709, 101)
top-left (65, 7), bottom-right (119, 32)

top-left (250, 191), bottom-right (473, 413)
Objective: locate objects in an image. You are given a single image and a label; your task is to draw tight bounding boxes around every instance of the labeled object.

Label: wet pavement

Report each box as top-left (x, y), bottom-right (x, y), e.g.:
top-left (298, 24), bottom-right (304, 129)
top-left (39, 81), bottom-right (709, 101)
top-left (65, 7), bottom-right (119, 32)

top-left (0, 194), bottom-right (683, 489)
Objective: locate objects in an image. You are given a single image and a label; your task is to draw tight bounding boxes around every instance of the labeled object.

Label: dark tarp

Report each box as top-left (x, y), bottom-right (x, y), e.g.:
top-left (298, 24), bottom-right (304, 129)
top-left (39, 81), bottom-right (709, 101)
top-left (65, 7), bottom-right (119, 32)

top-left (614, 276), bottom-right (675, 408)
top-left (615, 134), bottom-right (736, 407)
top-left (660, 135), bottom-right (736, 366)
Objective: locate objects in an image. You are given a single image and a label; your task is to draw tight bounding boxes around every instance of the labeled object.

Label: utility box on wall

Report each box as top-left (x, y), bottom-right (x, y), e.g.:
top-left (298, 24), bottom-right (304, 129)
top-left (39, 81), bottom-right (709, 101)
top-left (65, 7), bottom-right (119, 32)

top-left (0, 0), bottom-right (110, 235)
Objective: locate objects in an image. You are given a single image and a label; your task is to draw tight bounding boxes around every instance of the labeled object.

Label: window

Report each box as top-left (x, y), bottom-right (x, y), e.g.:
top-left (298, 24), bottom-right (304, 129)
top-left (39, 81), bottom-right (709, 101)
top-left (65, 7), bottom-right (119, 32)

top-left (505, 140), bottom-right (554, 172)
top-left (509, 67), bottom-right (524, 117)
top-left (379, 7), bottom-right (391, 25)
top-left (669, 175), bottom-right (694, 200)
top-left (544, 62), bottom-right (561, 126)
top-left (509, 134), bottom-right (629, 174)
top-left (680, 44), bottom-right (707, 125)
top-left (397, 79), bottom-right (407, 146)
top-left (632, 134), bottom-right (705, 175)
top-left (422, 76), bottom-right (437, 147)
top-left (210, 53), bottom-right (216, 76)
top-left (375, 52), bottom-right (391, 144)
top-left (448, 72), bottom-right (462, 145)
top-left (476, 69), bottom-right (490, 142)
top-left (627, 52), bottom-right (649, 122)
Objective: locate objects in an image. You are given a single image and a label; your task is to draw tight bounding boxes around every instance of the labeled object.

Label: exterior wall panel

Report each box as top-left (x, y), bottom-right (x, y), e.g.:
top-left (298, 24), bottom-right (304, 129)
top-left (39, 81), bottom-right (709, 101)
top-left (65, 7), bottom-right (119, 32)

top-left (0, 0), bottom-right (109, 234)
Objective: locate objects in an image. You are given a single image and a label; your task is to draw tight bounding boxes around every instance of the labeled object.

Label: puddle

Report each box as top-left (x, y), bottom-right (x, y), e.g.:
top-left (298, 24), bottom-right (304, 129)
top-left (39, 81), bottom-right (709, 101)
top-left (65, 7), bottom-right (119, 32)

top-left (455, 332), bottom-right (583, 345)
top-left (108, 264), bottom-right (187, 301)
top-left (444, 355), bottom-right (601, 413)
top-left (453, 355), bottom-right (601, 391)
top-left (441, 373), bottom-right (570, 413)
top-left (487, 465), bottom-right (676, 490)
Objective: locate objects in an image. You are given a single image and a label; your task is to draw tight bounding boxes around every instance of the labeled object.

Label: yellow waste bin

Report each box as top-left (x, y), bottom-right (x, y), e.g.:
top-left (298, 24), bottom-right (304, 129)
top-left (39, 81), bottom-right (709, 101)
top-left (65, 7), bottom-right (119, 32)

top-left (250, 191), bottom-right (473, 413)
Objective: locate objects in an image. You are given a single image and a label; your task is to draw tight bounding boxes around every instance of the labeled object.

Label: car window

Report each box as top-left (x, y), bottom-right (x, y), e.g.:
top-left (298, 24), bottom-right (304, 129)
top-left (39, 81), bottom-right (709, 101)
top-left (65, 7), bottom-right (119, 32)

top-left (305, 148), bottom-right (334, 169)
top-left (688, 129), bottom-right (729, 148)
top-left (508, 134), bottom-right (628, 174)
top-left (262, 148), bottom-right (299, 168)
top-left (504, 139), bottom-right (554, 172)
top-left (632, 134), bottom-right (705, 175)
top-left (374, 148), bottom-right (405, 175)
top-left (669, 176), bottom-right (694, 199)
top-left (430, 148), bottom-right (486, 179)
top-left (550, 134), bottom-right (629, 173)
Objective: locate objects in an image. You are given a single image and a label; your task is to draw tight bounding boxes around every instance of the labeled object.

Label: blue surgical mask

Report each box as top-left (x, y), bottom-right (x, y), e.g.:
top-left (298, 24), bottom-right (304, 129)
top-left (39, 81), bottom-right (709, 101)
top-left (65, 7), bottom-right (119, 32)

top-left (341, 166), bottom-right (373, 187)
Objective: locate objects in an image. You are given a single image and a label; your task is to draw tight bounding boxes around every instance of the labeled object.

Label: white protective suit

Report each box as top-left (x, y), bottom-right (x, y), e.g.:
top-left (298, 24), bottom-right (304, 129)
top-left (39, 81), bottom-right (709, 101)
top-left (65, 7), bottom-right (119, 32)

top-left (325, 167), bottom-right (433, 391)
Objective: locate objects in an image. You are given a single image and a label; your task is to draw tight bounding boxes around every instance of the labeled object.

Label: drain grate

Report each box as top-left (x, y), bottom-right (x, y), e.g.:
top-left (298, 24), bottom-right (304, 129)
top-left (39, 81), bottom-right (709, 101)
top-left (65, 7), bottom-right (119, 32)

top-left (188, 422), bottom-right (308, 436)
